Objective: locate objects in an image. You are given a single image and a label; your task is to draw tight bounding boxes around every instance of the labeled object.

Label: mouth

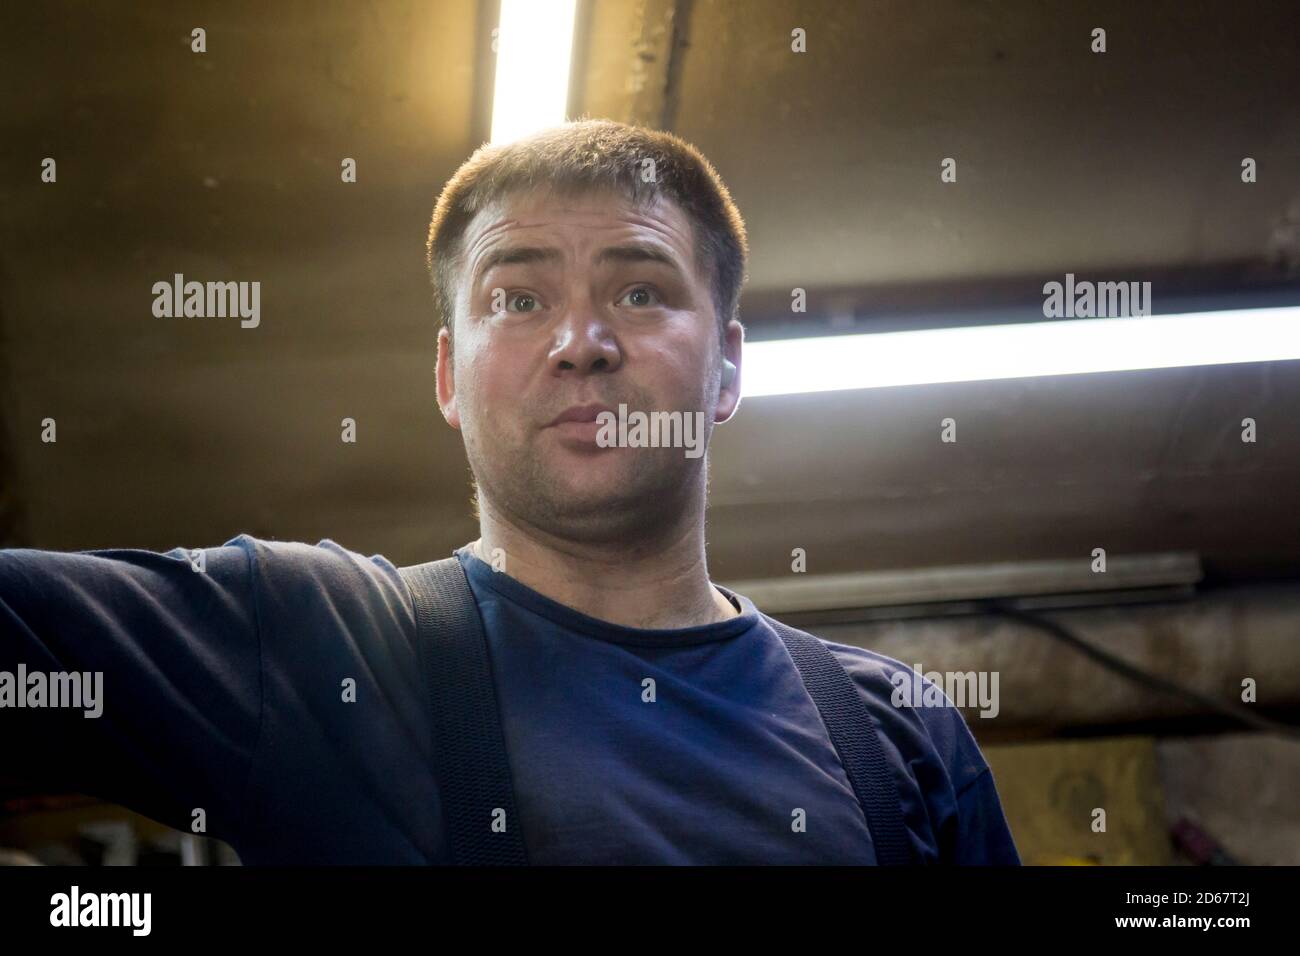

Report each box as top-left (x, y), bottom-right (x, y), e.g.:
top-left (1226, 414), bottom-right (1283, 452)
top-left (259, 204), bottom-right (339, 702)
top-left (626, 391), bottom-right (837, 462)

top-left (545, 403), bottom-right (617, 445)
top-left (547, 403), bottom-right (616, 427)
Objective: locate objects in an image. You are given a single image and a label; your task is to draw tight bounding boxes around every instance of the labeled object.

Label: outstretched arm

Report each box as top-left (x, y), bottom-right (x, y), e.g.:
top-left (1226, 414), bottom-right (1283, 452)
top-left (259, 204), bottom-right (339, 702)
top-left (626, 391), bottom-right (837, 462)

top-left (0, 538), bottom-right (261, 845)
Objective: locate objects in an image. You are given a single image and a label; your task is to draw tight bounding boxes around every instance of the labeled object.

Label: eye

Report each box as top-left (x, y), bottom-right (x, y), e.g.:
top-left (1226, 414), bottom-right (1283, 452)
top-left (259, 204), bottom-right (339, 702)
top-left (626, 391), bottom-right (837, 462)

top-left (618, 285), bottom-right (661, 308)
top-left (504, 291), bottom-right (541, 313)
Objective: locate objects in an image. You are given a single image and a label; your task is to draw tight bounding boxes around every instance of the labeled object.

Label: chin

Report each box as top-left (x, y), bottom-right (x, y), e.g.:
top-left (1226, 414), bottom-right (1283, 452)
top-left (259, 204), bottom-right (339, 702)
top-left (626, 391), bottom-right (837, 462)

top-left (549, 474), bottom-right (644, 512)
top-left (548, 462), bottom-right (668, 510)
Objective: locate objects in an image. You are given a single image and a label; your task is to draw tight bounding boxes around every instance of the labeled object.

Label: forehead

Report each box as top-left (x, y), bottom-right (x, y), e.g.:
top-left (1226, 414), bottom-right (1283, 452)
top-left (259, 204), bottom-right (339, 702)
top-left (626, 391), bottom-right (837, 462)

top-left (460, 187), bottom-right (700, 279)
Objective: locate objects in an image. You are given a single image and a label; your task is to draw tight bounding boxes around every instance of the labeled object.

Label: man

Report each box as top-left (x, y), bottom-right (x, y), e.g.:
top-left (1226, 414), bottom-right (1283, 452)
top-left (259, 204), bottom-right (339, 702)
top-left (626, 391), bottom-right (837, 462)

top-left (0, 119), bottom-right (1019, 864)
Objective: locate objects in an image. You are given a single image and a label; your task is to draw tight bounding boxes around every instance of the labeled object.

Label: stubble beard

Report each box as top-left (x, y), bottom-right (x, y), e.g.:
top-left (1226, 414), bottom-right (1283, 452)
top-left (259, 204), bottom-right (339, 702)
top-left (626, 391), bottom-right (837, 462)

top-left (466, 417), bottom-right (710, 548)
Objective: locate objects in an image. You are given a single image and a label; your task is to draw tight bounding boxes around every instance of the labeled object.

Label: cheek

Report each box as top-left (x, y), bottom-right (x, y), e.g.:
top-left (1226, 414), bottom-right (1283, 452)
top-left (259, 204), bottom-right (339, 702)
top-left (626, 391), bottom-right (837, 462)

top-left (469, 358), bottom-right (519, 409)
top-left (645, 336), bottom-right (711, 403)
top-left (456, 334), bottom-right (500, 403)
top-left (460, 347), bottom-right (533, 438)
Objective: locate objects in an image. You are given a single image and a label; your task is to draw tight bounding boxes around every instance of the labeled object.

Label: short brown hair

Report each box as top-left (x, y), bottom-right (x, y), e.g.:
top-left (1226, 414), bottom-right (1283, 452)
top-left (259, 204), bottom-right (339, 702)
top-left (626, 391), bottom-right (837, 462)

top-left (425, 119), bottom-right (749, 348)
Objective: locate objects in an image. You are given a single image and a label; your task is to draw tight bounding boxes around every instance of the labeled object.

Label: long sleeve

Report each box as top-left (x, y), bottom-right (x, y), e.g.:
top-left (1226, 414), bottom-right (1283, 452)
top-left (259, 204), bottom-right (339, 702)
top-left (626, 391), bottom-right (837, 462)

top-left (0, 537), bottom-right (262, 845)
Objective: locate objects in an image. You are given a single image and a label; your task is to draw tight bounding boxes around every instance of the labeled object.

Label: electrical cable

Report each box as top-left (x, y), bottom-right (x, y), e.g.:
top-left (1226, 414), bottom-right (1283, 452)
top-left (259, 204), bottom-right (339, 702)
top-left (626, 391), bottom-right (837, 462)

top-left (988, 601), bottom-right (1300, 741)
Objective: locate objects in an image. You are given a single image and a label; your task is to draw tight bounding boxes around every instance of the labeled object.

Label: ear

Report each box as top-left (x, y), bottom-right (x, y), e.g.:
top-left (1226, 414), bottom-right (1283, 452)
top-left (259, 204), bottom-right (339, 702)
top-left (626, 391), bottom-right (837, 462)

top-left (714, 319), bottom-right (744, 424)
top-left (435, 327), bottom-right (461, 430)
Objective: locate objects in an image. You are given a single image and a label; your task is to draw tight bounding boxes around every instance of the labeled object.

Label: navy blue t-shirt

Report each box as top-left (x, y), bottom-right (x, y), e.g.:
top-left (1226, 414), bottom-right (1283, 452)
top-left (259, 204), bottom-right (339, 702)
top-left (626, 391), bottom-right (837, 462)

top-left (0, 535), bottom-right (1020, 864)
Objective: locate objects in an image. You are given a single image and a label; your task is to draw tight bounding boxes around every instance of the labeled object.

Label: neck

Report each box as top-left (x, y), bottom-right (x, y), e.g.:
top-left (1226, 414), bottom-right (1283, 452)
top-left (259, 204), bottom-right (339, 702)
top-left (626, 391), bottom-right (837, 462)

top-left (473, 496), bottom-right (738, 630)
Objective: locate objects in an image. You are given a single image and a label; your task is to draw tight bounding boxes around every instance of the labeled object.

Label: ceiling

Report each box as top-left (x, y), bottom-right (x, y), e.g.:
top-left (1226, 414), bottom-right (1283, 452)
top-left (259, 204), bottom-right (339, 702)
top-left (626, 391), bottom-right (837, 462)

top-left (2, 0), bottom-right (1298, 583)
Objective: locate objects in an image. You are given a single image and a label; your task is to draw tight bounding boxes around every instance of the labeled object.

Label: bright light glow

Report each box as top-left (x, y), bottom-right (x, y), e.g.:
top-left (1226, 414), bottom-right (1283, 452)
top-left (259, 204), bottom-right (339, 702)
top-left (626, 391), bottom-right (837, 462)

top-left (490, 0), bottom-right (577, 145)
top-left (740, 308), bottom-right (1300, 397)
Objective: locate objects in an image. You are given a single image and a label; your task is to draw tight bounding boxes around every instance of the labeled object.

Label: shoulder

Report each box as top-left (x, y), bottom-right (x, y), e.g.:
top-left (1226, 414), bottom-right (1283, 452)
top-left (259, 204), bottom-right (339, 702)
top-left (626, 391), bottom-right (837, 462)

top-left (223, 533), bottom-right (404, 585)
top-left (816, 634), bottom-right (992, 796)
top-left (762, 617), bottom-right (1009, 861)
top-left (221, 534), bottom-right (416, 635)
top-left (756, 614), bottom-right (996, 812)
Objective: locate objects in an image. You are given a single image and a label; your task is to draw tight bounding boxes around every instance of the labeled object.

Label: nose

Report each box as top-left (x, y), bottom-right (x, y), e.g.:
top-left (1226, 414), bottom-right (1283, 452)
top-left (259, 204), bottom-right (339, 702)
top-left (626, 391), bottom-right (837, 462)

top-left (548, 299), bottom-right (623, 377)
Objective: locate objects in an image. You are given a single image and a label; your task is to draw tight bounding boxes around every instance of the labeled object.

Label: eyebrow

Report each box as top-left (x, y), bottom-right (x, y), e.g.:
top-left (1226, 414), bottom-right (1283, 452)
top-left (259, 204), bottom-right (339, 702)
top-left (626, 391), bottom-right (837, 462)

top-left (473, 241), bottom-right (687, 286)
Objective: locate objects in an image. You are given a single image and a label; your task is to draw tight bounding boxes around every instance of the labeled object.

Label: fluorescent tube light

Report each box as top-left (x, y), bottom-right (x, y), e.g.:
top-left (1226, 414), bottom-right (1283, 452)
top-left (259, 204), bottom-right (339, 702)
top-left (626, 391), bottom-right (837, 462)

top-left (490, 0), bottom-right (577, 145)
top-left (740, 308), bottom-right (1300, 397)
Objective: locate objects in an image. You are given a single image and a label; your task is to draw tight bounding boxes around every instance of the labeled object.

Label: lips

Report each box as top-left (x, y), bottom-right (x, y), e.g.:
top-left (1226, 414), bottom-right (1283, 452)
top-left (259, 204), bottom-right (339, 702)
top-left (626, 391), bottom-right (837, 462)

top-left (547, 403), bottom-right (616, 427)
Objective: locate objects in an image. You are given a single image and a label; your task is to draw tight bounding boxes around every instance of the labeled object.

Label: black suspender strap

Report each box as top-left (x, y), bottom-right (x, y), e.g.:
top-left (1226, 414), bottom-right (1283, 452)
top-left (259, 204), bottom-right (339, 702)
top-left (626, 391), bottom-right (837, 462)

top-left (399, 557), bottom-right (529, 865)
top-left (764, 615), bottom-right (914, 865)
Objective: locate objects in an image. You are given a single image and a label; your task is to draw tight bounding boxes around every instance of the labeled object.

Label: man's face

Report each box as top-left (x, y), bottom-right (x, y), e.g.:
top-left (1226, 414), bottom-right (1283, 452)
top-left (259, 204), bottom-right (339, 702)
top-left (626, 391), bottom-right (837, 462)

top-left (435, 187), bottom-right (742, 544)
